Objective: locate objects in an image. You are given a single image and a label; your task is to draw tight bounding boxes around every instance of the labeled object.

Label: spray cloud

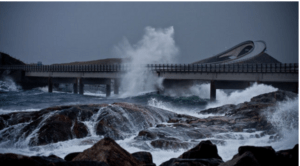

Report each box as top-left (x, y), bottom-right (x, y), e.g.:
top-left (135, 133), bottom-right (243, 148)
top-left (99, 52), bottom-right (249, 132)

top-left (114, 26), bottom-right (179, 97)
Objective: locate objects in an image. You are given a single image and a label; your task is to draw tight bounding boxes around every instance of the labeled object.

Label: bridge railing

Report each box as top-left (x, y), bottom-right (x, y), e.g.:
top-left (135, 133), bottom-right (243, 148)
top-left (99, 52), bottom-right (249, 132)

top-left (0, 63), bottom-right (298, 73)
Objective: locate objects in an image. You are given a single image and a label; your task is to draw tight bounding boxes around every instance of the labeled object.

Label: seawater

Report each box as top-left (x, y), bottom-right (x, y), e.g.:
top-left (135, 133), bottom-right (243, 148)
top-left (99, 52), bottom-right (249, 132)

top-left (0, 79), bottom-right (298, 165)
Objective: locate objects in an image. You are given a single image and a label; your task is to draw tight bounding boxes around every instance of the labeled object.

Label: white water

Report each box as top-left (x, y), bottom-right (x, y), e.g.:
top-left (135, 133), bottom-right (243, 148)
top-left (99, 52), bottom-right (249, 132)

top-left (0, 80), bottom-right (298, 166)
top-left (0, 78), bottom-right (21, 92)
top-left (115, 26), bottom-right (179, 98)
top-left (0, 27), bottom-right (298, 166)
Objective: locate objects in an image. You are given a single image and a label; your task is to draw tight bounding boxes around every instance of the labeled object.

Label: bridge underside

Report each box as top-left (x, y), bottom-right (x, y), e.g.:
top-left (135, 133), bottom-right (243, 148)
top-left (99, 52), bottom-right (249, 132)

top-left (10, 70), bottom-right (298, 100)
top-left (162, 79), bottom-right (298, 101)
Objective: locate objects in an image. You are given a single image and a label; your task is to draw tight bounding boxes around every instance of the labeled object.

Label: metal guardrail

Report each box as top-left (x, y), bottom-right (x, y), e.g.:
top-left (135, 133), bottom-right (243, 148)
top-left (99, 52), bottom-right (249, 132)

top-left (0, 63), bottom-right (298, 73)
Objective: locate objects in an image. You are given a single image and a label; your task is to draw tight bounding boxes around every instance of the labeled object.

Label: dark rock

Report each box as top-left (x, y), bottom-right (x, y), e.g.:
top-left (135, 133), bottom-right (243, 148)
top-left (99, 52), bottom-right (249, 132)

top-left (151, 139), bottom-right (191, 150)
top-left (50, 161), bottom-right (109, 166)
top-left (238, 146), bottom-right (276, 166)
top-left (0, 153), bottom-right (43, 166)
top-left (160, 158), bottom-right (223, 166)
top-left (72, 137), bottom-right (142, 166)
top-left (94, 103), bottom-right (175, 140)
top-left (136, 130), bottom-right (158, 140)
top-left (64, 152), bottom-right (81, 161)
top-left (0, 153), bottom-right (108, 166)
top-left (179, 140), bottom-right (223, 161)
top-left (276, 144), bottom-right (298, 166)
top-left (250, 90), bottom-right (297, 103)
top-left (0, 103), bottom-right (176, 146)
top-left (219, 151), bottom-right (260, 166)
top-left (132, 151), bottom-right (155, 166)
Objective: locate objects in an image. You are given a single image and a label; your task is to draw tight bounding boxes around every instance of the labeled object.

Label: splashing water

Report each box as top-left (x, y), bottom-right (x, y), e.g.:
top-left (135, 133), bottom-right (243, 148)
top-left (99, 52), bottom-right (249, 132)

top-left (190, 83), bottom-right (278, 109)
top-left (0, 78), bottom-right (21, 92)
top-left (114, 26), bottom-right (179, 97)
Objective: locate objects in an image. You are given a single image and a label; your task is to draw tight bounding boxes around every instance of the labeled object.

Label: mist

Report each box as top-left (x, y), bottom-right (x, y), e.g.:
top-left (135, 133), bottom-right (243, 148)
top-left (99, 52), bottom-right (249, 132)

top-left (114, 26), bottom-right (179, 97)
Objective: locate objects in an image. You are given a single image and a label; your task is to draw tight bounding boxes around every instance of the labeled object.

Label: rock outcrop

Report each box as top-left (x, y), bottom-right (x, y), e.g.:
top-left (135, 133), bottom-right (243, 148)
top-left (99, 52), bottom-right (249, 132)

top-left (0, 138), bottom-right (297, 166)
top-left (0, 103), bottom-right (176, 146)
top-left (72, 137), bottom-right (143, 166)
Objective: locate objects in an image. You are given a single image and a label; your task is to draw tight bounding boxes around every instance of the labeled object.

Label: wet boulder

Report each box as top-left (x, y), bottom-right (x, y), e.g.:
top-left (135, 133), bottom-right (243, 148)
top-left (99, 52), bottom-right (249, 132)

top-left (132, 151), bottom-right (156, 166)
top-left (160, 140), bottom-right (223, 166)
top-left (219, 151), bottom-right (260, 166)
top-left (196, 91), bottom-right (299, 133)
top-left (151, 139), bottom-right (191, 150)
top-left (179, 140), bottom-right (223, 160)
top-left (94, 103), bottom-right (176, 140)
top-left (72, 137), bottom-right (142, 166)
top-left (238, 146), bottom-right (276, 166)
top-left (250, 90), bottom-right (297, 103)
top-left (160, 158), bottom-right (224, 166)
top-left (29, 114), bottom-right (89, 145)
top-left (64, 152), bottom-right (81, 161)
top-left (0, 103), bottom-right (177, 146)
top-left (276, 144), bottom-right (298, 166)
top-left (0, 153), bottom-right (109, 166)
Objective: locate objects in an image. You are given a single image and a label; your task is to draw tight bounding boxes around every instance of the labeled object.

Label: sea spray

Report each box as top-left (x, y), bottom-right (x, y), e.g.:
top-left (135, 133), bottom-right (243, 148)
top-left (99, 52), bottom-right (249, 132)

top-left (188, 82), bottom-right (278, 109)
top-left (114, 26), bottom-right (179, 97)
top-left (147, 83), bottom-right (278, 117)
top-left (0, 78), bottom-right (21, 92)
top-left (265, 97), bottom-right (299, 150)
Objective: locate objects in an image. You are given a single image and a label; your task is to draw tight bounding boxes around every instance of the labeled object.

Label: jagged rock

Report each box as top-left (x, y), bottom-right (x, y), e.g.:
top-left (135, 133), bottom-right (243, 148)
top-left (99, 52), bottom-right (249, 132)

top-left (238, 146), bottom-right (276, 166)
top-left (276, 144), bottom-right (298, 166)
top-left (151, 139), bottom-right (191, 150)
top-left (179, 140), bottom-right (223, 160)
top-left (72, 137), bottom-right (142, 166)
top-left (136, 130), bottom-right (158, 140)
top-left (219, 151), bottom-right (260, 166)
top-left (160, 158), bottom-right (224, 166)
top-left (0, 153), bottom-right (109, 166)
top-left (250, 90), bottom-right (297, 103)
top-left (132, 151), bottom-right (156, 166)
top-left (95, 103), bottom-right (175, 140)
top-left (220, 144), bottom-right (299, 166)
top-left (64, 152), bottom-right (81, 161)
top-left (0, 103), bottom-right (176, 146)
top-left (197, 90), bottom-right (298, 133)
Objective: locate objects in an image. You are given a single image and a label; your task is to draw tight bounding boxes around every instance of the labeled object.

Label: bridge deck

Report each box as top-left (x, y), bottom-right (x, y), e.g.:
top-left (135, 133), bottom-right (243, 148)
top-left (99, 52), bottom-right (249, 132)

top-left (1, 63), bottom-right (298, 83)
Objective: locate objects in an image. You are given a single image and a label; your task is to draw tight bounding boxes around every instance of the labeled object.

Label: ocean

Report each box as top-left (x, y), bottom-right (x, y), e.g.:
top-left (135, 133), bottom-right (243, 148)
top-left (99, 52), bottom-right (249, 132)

top-left (0, 78), bottom-right (298, 165)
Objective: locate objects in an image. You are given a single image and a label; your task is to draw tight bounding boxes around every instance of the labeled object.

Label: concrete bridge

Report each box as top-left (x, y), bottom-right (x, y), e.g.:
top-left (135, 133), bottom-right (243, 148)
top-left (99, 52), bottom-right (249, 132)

top-left (0, 63), bottom-right (298, 100)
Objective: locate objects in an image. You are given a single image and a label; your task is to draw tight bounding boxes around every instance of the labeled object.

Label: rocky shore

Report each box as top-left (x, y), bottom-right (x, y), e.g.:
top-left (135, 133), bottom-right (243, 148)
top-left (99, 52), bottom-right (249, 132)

top-left (0, 137), bottom-right (298, 166)
top-left (0, 90), bottom-right (298, 166)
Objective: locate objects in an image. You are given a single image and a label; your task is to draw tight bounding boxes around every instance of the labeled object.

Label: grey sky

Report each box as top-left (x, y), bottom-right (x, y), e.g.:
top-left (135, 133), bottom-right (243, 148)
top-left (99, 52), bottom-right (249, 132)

top-left (0, 2), bottom-right (298, 65)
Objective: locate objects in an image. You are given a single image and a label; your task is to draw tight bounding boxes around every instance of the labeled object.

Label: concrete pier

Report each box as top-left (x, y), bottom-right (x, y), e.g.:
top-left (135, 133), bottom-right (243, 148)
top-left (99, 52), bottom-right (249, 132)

top-left (79, 78), bottom-right (84, 95)
top-left (48, 77), bottom-right (53, 93)
top-left (106, 84), bottom-right (111, 97)
top-left (210, 80), bottom-right (216, 101)
top-left (114, 79), bottom-right (119, 94)
top-left (73, 79), bottom-right (78, 94)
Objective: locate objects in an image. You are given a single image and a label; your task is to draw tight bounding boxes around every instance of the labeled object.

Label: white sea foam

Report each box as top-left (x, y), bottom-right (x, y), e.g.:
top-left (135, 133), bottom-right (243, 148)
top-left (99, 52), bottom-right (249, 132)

top-left (0, 78), bottom-right (21, 92)
top-left (114, 26), bottom-right (179, 98)
top-left (0, 108), bottom-right (40, 115)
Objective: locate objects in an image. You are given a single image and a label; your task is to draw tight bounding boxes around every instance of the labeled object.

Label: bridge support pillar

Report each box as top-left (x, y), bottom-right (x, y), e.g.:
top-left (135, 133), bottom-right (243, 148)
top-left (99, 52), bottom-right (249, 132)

top-left (79, 78), bottom-right (84, 95)
top-left (114, 79), bottom-right (119, 95)
top-left (106, 84), bottom-right (111, 97)
top-left (48, 77), bottom-right (53, 93)
top-left (210, 80), bottom-right (216, 101)
top-left (73, 78), bottom-right (78, 94)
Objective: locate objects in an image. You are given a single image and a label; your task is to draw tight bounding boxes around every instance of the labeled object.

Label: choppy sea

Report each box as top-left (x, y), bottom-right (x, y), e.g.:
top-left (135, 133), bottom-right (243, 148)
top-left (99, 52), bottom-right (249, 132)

top-left (0, 78), bottom-right (298, 165)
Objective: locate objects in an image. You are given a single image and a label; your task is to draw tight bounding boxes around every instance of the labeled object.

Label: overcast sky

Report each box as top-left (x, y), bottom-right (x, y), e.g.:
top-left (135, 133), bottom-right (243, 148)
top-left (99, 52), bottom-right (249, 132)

top-left (0, 2), bottom-right (298, 65)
